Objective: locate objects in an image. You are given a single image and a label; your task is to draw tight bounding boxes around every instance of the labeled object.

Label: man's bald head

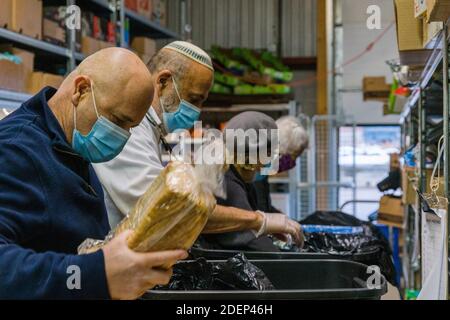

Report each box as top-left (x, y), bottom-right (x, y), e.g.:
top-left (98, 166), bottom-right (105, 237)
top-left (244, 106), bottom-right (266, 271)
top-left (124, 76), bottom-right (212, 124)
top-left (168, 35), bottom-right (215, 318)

top-left (50, 48), bottom-right (154, 144)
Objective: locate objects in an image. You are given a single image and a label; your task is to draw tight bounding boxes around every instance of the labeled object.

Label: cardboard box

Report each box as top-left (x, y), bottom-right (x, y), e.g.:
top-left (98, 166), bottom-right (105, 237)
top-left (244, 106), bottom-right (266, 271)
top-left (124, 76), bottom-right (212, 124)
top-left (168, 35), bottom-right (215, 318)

top-left (131, 37), bottom-right (157, 55)
top-left (395, 0), bottom-right (424, 51)
top-left (427, 0), bottom-right (450, 22)
top-left (125, 0), bottom-right (138, 12)
top-left (81, 36), bottom-right (100, 56)
top-left (390, 153), bottom-right (401, 170)
top-left (423, 21), bottom-right (444, 48)
top-left (0, 58), bottom-right (27, 92)
top-left (399, 49), bottom-right (433, 66)
top-left (26, 72), bottom-right (64, 95)
top-left (0, 0), bottom-right (12, 28)
top-left (0, 45), bottom-right (34, 71)
top-left (98, 40), bottom-right (115, 50)
top-left (137, 0), bottom-right (152, 19)
top-left (415, 0), bottom-right (428, 18)
top-left (43, 18), bottom-right (66, 46)
top-left (378, 196), bottom-right (404, 228)
top-left (11, 0), bottom-right (42, 39)
top-left (152, 0), bottom-right (167, 26)
top-left (363, 77), bottom-right (391, 101)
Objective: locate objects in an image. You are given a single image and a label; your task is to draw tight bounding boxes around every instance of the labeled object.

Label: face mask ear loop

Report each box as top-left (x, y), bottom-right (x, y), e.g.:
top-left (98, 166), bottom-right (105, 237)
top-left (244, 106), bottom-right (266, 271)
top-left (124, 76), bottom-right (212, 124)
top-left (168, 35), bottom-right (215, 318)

top-left (73, 104), bottom-right (77, 132)
top-left (90, 81), bottom-right (100, 119)
top-left (172, 77), bottom-right (182, 102)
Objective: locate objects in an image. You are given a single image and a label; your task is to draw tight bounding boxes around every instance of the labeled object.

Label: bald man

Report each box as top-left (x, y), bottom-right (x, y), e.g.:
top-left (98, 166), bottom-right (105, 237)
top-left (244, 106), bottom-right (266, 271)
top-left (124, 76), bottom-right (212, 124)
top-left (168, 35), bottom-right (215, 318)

top-left (0, 48), bottom-right (187, 300)
top-left (94, 42), bottom-right (302, 246)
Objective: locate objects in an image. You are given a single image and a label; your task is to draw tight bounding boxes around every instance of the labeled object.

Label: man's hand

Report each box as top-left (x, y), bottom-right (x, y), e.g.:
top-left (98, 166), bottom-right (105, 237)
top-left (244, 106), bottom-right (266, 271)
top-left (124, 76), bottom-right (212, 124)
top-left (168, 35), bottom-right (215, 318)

top-left (102, 230), bottom-right (188, 300)
top-left (257, 212), bottom-right (305, 248)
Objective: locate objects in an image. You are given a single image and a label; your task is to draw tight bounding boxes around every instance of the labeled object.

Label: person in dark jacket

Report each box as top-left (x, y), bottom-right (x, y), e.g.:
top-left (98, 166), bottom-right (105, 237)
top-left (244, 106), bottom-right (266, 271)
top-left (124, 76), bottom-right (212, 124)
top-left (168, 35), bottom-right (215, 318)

top-left (201, 112), bottom-right (303, 252)
top-left (0, 48), bottom-right (187, 300)
top-left (254, 116), bottom-right (309, 213)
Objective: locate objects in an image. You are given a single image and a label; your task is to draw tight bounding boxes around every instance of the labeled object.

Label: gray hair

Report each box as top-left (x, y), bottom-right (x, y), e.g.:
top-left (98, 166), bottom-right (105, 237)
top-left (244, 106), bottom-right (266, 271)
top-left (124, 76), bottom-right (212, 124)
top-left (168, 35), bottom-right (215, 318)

top-left (146, 49), bottom-right (189, 81)
top-left (276, 116), bottom-right (309, 156)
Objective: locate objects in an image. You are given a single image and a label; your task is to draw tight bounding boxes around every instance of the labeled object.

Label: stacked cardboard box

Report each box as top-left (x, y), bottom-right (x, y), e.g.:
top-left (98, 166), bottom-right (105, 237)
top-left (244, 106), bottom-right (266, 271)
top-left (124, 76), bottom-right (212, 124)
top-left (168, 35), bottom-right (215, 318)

top-left (42, 7), bottom-right (69, 47)
top-left (0, 0), bottom-right (12, 28)
top-left (0, 45), bottom-right (35, 92)
top-left (0, 45), bottom-right (35, 72)
top-left (427, 0), bottom-right (450, 22)
top-left (125, 0), bottom-right (138, 11)
top-left (152, 0), bottom-right (167, 26)
top-left (363, 77), bottom-right (391, 102)
top-left (131, 37), bottom-right (157, 63)
top-left (378, 196), bottom-right (404, 228)
top-left (395, 0), bottom-right (432, 66)
top-left (0, 56), bottom-right (28, 92)
top-left (26, 72), bottom-right (64, 95)
top-left (81, 36), bottom-right (115, 57)
top-left (137, 0), bottom-right (152, 19)
top-left (11, 0), bottom-right (43, 39)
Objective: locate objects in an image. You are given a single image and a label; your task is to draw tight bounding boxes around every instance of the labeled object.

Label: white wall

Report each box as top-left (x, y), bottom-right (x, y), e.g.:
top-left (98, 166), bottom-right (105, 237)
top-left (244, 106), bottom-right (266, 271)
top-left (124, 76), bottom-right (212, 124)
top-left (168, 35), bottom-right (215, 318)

top-left (342, 0), bottom-right (400, 124)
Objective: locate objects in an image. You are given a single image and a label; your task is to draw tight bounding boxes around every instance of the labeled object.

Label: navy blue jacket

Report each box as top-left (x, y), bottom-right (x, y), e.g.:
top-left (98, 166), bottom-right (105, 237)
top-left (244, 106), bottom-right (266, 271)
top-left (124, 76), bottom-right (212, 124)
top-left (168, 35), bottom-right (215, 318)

top-left (0, 88), bottom-right (111, 299)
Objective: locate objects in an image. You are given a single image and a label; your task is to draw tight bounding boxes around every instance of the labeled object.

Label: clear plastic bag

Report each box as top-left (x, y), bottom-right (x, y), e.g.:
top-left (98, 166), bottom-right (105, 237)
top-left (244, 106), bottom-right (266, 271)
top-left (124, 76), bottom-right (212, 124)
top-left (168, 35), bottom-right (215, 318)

top-left (78, 159), bottom-right (224, 258)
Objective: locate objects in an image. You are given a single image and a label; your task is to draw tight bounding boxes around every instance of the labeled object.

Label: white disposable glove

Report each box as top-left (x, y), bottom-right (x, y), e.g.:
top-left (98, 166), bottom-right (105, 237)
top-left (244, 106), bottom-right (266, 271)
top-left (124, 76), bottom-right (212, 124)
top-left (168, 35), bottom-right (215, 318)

top-left (256, 211), bottom-right (304, 248)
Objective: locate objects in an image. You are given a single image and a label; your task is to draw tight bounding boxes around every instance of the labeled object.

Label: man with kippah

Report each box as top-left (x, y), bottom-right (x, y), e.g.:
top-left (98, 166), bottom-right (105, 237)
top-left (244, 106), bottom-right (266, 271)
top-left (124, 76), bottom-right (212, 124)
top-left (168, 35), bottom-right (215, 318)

top-left (93, 41), bottom-right (303, 246)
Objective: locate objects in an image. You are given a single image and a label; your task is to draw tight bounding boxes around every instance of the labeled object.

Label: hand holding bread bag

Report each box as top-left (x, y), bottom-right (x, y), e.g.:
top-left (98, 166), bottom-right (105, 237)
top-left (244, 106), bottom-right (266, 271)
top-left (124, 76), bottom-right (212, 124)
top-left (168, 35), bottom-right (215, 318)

top-left (79, 140), bottom-right (227, 270)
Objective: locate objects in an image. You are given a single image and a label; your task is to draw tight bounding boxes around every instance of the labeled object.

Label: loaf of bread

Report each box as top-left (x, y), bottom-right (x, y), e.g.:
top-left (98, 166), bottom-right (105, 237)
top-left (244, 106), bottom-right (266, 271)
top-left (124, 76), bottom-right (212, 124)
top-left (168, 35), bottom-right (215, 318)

top-left (78, 161), bottom-right (217, 256)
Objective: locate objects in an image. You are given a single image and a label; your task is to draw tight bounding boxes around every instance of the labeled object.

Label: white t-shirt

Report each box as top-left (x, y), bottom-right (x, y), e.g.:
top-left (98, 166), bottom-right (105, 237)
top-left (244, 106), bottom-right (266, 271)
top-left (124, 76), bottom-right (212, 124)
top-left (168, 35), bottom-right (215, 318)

top-left (93, 107), bottom-right (165, 229)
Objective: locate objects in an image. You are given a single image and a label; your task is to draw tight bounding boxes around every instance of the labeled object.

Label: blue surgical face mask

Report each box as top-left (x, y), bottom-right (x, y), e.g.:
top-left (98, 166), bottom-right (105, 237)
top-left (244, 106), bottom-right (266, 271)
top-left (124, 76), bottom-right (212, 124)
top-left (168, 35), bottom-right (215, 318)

top-left (72, 83), bottom-right (131, 163)
top-left (161, 78), bottom-right (201, 133)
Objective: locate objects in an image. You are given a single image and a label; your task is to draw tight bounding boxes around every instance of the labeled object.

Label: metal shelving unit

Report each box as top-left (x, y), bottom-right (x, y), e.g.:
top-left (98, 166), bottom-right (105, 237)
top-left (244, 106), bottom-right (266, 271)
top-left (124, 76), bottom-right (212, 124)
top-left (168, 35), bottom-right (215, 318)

top-left (0, 27), bottom-right (73, 58)
top-left (202, 104), bottom-right (292, 113)
top-left (0, 0), bottom-right (180, 109)
top-left (400, 23), bottom-right (450, 298)
top-left (124, 9), bottom-right (180, 39)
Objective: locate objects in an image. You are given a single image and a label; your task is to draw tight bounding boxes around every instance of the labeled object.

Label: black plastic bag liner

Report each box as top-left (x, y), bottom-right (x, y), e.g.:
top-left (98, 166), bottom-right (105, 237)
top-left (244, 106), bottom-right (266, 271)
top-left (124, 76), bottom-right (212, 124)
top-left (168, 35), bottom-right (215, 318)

top-left (156, 253), bottom-right (274, 291)
top-left (145, 259), bottom-right (387, 300)
top-left (300, 211), bottom-right (397, 286)
top-left (161, 257), bottom-right (213, 290)
top-left (212, 253), bottom-right (275, 290)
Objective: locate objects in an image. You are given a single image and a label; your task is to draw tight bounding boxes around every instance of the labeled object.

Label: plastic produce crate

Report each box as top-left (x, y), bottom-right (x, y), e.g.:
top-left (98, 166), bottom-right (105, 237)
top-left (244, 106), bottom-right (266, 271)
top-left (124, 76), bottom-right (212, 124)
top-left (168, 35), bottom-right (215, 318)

top-left (144, 259), bottom-right (387, 300)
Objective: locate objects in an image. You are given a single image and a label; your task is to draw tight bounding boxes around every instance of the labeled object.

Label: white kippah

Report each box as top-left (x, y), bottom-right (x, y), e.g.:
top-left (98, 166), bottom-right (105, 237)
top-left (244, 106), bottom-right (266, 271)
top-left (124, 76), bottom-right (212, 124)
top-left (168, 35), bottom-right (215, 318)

top-left (164, 41), bottom-right (214, 71)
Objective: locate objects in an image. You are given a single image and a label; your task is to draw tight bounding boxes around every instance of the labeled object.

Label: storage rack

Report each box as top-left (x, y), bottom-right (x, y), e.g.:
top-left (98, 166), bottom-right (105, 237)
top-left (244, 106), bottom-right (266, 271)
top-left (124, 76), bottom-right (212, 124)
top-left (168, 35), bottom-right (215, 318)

top-left (0, 0), bottom-right (180, 109)
top-left (399, 23), bottom-right (450, 297)
top-left (1, 1), bottom-right (301, 219)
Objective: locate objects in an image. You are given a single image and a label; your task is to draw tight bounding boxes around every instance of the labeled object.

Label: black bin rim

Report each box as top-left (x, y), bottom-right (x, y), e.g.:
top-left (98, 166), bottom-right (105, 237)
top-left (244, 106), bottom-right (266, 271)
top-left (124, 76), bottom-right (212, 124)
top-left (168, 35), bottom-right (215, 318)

top-left (190, 246), bottom-right (381, 261)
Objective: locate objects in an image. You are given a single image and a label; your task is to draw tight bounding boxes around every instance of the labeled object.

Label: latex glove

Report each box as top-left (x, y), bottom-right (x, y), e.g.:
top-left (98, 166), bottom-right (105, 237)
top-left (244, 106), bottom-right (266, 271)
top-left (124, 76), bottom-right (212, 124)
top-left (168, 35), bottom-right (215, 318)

top-left (256, 211), bottom-right (304, 249)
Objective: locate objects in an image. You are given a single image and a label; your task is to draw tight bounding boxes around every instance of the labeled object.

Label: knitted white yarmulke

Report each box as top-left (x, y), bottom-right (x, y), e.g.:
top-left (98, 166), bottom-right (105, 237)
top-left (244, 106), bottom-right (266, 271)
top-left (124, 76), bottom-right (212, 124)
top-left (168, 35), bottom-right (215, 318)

top-left (164, 41), bottom-right (214, 71)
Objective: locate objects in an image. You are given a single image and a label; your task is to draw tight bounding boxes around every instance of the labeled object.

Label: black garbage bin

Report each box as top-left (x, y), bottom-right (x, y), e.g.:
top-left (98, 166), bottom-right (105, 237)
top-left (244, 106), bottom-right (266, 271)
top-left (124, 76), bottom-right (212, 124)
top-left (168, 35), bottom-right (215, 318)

top-left (192, 211), bottom-right (397, 286)
top-left (144, 259), bottom-right (387, 300)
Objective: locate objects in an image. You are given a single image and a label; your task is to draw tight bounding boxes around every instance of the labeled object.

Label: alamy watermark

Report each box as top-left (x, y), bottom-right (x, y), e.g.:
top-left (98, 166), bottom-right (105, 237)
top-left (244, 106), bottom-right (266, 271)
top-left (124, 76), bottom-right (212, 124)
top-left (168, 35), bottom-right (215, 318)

top-left (367, 5), bottom-right (382, 30)
top-left (366, 265), bottom-right (382, 290)
top-left (66, 265), bottom-right (81, 290)
top-left (169, 121), bottom-right (280, 175)
top-left (66, 5), bottom-right (81, 31)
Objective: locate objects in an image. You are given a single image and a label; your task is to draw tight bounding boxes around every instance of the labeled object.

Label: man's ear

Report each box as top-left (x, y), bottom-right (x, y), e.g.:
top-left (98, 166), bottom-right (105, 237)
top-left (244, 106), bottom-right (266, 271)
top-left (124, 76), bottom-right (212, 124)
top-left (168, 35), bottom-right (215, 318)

top-left (71, 76), bottom-right (91, 108)
top-left (155, 70), bottom-right (172, 96)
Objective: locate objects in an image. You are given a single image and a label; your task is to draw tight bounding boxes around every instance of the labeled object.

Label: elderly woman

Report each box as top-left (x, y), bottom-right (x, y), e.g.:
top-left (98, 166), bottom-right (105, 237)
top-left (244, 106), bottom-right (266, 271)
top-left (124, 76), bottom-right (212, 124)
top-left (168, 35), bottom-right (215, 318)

top-left (200, 112), bottom-right (303, 252)
top-left (254, 116), bottom-right (309, 213)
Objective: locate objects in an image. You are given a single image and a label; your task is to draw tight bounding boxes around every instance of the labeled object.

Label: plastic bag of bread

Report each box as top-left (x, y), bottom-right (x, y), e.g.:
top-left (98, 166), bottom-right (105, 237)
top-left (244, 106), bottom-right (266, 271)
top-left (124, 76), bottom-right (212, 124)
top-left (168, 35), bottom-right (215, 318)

top-left (78, 140), bottom-right (227, 258)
